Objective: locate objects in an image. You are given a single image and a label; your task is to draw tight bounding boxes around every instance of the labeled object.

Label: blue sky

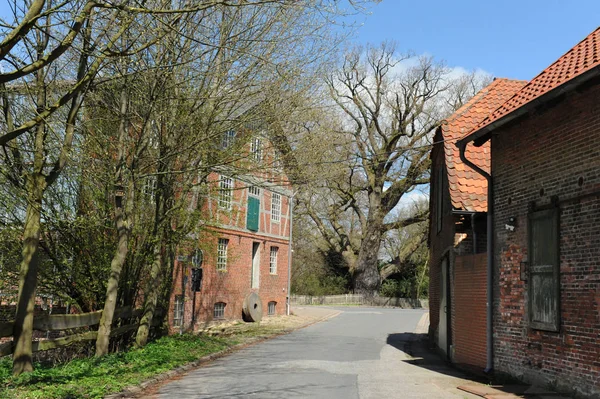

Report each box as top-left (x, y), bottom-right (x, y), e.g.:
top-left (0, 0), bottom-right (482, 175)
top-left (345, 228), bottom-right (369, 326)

top-left (1, 1), bottom-right (596, 81)
top-left (349, 0), bottom-right (600, 81)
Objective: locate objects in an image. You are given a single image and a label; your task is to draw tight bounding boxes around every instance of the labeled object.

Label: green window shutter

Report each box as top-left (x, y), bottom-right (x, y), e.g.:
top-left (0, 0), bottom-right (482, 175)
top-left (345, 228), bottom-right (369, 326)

top-left (528, 207), bottom-right (560, 332)
top-left (247, 197), bottom-right (260, 232)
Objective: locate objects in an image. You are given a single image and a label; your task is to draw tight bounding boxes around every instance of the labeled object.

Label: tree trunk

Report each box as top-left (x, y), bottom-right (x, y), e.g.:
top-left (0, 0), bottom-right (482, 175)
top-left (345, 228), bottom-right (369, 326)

top-left (95, 185), bottom-right (131, 356)
top-left (95, 77), bottom-right (130, 357)
top-left (353, 221), bottom-right (384, 298)
top-left (135, 240), bottom-right (162, 348)
top-left (12, 174), bottom-right (45, 375)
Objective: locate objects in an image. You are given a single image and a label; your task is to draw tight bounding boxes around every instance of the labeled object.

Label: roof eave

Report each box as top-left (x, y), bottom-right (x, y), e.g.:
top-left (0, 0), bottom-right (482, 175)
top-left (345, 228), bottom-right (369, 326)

top-left (456, 64), bottom-right (600, 148)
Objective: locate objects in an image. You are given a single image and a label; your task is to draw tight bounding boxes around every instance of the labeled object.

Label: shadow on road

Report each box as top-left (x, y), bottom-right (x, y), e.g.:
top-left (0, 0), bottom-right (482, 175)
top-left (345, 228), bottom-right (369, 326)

top-left (386, 332), bottom-right (489, 383)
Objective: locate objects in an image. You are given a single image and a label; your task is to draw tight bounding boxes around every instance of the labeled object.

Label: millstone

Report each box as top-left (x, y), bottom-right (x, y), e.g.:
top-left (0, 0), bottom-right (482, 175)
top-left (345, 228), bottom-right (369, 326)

top-left (242, 292), bottom-right (263, 322)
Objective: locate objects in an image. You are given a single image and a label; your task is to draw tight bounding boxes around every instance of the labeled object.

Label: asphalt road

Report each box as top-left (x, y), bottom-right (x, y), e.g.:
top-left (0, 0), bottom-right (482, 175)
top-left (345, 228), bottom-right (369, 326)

top-left (155, 307), bottom-right (481, 399)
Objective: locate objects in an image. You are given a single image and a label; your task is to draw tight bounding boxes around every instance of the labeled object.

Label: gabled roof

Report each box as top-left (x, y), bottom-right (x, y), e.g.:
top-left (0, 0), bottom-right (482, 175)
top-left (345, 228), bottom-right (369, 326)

top-left (470, 27), bottom-right (600, 136)
top-left (441, 78), bottom-right (527, 212)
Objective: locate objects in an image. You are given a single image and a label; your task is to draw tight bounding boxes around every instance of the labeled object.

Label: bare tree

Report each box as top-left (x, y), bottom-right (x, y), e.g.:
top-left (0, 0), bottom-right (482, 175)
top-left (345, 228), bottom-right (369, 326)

top-left (269, 43), bottom-right (490, 296)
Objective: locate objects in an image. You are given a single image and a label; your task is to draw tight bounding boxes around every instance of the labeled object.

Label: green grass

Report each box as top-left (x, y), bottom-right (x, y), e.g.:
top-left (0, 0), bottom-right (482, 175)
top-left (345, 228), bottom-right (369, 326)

top-left (0, 334), bottom-right (235, 399)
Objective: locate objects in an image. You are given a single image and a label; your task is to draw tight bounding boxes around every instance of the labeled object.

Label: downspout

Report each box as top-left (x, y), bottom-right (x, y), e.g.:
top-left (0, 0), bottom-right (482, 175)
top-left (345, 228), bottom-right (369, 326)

top-left (458, 141), bottom-right (494, 373)
top-left (286, 191), bottom-right (296, 316)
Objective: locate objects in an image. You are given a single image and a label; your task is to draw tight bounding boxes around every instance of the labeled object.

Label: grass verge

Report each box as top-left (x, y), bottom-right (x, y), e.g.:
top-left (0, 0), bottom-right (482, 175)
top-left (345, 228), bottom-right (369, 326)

top-left (0, 334), bottom-right (233, 399)
top-left (0, 319), bottom-right (303, 399)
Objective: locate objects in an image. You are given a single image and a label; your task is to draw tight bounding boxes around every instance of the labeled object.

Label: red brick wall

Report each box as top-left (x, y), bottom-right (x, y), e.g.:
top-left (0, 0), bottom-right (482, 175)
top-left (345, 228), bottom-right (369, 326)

top-left (491, 79), bottom-right (600, 397)
top-left (169, 169), bottom-right (291, 330)
top-left (452, 253), bottom-right (487, 368)
top-left (204, 171), bottom-right (291, 237)
top-left (169, 231), bottom-right (289, 331)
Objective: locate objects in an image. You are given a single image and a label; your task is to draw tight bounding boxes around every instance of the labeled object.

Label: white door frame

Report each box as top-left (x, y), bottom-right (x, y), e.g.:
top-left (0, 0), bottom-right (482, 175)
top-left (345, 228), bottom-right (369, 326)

top-left (251, 242), bottom-right (260, 289)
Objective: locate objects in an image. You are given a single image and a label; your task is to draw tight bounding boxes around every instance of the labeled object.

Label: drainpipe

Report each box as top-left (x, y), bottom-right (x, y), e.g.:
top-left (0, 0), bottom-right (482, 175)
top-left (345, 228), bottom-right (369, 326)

top-left (458, 141), bottom-right (494, 374)
top-left (286, 191), bottom-right (296, 316)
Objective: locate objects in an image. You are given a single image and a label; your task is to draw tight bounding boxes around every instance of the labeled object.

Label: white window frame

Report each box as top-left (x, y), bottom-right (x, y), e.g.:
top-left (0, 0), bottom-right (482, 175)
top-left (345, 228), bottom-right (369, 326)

top-left (214, 302), bottom-right (226, 319)
top-left (144, 176), bottom-right (157, 203)
top-left (222, 130), bottom-right (236, 149)
top-left (251, 137), bottom-right (262, 162)
top-left (271, 193), bottom-right (281, 222)
top-left (248, 186), bottom-right (261, 197)
top-left (219, 176), bottom-right (233, 209)
top-left (173, 295), bottom-right (184, 327)
top-left (269, 246), bottom-right (278, 274)
top-left (217, 238), bottom-right (228, 271)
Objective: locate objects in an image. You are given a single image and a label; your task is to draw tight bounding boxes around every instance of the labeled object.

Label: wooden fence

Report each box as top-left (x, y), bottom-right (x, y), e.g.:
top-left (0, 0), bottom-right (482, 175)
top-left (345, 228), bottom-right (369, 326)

top-left (0, 307), bottom-right (163, 357)
top-left (290, 294), bottom-right (428, 309)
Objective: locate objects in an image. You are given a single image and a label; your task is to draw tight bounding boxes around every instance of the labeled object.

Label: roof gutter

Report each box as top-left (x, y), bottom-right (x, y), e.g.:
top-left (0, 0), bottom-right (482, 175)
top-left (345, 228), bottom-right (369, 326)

top-left (457, 142), bottom-right (494, 373)
top-left (457, 65), bottom-right (600, 148)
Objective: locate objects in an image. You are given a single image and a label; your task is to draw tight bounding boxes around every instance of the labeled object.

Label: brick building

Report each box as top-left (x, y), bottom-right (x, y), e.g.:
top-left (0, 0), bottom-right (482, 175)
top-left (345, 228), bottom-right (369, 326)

top-left (457, 27), bottom-right (600, 397)
top-left (168, 132), bottom-right (292, 331)
top-left (429, 78), bottom-right (525, 367)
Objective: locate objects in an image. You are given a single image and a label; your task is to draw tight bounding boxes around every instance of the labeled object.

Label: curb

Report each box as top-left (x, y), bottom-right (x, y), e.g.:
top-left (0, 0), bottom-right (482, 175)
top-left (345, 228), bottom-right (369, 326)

top-left (104, 312), bottom-right (341, 398)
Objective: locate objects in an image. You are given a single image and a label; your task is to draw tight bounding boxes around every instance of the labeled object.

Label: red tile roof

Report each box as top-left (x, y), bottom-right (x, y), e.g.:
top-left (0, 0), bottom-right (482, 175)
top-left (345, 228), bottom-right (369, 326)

top-left (442, 78), bottom-right (527, 212)
top-left (473, 27), bottom-right (600, 133)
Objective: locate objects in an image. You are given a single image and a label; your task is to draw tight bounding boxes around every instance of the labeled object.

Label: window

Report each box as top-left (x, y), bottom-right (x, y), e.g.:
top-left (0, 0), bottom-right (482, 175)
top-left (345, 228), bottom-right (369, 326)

top-left (221, 130), bottom-right (236, 149)
top-left (173, 295), bottom-right (184, 327)
top-left (248, 186), bottom-right (261, 197)
top-left (268, 301), bottom-right (276, 316)
top-left (214, 302), bottom-right (226, 319)
top-left (219, 176), bottom-right (233, 209)
top-left (269, 247), bottom-right (278, 274)
top-left (271, 193), bottom-right (281, 222)
top-left (217, 238), bottom-right (228, 271)
top-left (528, 206), bottom-right (560, 331)
top-left (251, 137), bottom-right (262, 162)
top-left (144, 176), bottom-right (157, 202)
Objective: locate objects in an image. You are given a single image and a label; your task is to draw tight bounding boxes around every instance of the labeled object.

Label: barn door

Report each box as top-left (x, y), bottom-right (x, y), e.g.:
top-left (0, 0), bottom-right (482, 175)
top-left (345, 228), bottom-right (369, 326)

top-left (528, 207), bottom-right (560, 331)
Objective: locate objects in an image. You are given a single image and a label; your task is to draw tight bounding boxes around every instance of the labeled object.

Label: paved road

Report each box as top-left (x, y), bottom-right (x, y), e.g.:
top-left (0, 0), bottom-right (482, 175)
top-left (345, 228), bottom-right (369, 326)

top-left (155, 307), bottom-right (481, 399)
